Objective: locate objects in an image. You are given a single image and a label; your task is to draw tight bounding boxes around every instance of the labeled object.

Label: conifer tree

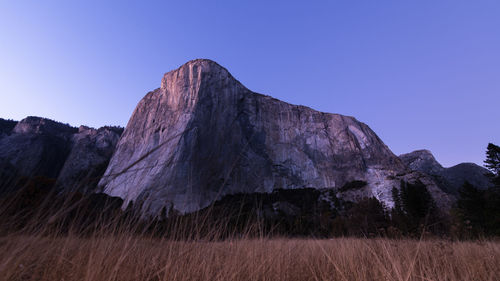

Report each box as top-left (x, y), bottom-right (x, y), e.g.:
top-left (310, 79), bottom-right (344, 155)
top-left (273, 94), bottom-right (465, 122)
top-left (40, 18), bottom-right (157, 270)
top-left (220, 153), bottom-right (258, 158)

top-left (484, 143), bottom-right (500, 186)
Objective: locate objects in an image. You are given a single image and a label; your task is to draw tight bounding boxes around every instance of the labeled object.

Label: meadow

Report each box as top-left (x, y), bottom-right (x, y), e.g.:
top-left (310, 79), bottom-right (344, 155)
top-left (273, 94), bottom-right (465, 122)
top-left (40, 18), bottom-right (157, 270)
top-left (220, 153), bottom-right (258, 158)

top-left (0, 179), bottom-right (499, 281)
top-left (0, 234), bottom-right (499, 281)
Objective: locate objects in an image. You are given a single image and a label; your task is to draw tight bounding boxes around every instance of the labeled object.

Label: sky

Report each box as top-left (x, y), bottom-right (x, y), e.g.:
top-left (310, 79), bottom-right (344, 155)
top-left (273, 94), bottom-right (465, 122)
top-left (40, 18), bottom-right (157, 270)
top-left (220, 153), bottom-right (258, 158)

top-left (0, 0), bottom-right (498, 167)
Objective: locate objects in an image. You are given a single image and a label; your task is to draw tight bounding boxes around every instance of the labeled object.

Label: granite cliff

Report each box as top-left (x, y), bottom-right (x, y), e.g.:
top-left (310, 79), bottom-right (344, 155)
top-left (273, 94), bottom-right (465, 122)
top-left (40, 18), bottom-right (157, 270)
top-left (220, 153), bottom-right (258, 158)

top-left (99, 59), bottom-right (451, 215)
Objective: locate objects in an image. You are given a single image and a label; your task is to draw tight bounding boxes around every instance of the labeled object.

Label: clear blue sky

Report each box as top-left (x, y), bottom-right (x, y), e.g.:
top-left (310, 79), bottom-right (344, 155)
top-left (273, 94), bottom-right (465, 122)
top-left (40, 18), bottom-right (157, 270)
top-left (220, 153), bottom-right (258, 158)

top-left (0, 0), bottom-right (498, 167)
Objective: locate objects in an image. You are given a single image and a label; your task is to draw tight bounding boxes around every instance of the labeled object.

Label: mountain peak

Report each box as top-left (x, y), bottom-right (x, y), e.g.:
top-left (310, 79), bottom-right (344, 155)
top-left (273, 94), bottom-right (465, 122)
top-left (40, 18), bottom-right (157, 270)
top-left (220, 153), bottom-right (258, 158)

top-left (13, 116), bottom-right (77, 135)
top-left (183, 58), bottom-right (223, 67)
top-left (405, 149), bottom-right (434, 157)
top-left (99, 59), bottom-right (436, 215)
top-left (399, 149), bottom-right (444, 175)
top-left (399, 149), bottom-right (492, 193)
top-left (160, 59), bottom-right (232, 90)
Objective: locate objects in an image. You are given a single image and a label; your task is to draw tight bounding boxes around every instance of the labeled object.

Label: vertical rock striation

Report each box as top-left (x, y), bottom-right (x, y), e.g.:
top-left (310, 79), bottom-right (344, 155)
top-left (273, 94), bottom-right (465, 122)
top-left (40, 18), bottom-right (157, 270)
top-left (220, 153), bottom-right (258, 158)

top-left (100, 59), bottom-right (442, 215)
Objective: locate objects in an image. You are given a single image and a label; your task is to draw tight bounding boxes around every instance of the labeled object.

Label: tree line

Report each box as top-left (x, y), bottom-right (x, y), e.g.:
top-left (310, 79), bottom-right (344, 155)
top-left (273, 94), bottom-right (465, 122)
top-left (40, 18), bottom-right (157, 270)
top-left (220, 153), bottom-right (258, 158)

top-left (0, 143), bottom-right (499, 239)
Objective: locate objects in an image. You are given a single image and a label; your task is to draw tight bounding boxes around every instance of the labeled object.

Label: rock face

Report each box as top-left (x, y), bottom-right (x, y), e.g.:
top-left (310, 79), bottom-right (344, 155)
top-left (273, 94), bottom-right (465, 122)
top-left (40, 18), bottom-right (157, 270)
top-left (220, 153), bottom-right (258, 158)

top-left (0, 119), bottom-right (17, 137)
top-left (100, 59), bottom-right (450, 215)
top-left (0, 117), bottom-right (122, 193)
top-left (0, 117), bottom-right (77, 185)
top-left (56, 125), bottom-right (122, 192)
top-left (399, 150), bottom-right (444, 176)
top-left (399, 150), bottom-right (492, 194)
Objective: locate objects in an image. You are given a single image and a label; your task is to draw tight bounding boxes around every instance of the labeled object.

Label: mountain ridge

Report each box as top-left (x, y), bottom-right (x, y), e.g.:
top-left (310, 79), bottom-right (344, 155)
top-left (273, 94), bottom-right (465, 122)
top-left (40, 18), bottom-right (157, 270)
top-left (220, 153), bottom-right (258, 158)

top-left (2, 59), bottom-right (489, 216)
top-left (0, 116), bottom-right (123, 193)
top-left (98, 59), bottom-right (449, 215)
top-left (399, 149), bottom-right (492, 194)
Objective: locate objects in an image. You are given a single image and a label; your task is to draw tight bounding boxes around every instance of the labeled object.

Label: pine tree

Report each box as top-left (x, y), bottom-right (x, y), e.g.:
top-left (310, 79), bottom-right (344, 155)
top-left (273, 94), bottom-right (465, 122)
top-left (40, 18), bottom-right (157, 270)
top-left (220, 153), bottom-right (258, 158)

top-left (483, 143), bottom-right (500, 235)
top-left (390, 184), bottom-right (409, 234)
top-left (484, 143), bottom-right (500, 186)
top-left (392, 180), bottom-right (440, 235)
top-left (455, 181), bottom-right (485, 236)
top-left (391, 186), bottom-right (402, 213)
top-left (400, 180), bottom-right (436, 221)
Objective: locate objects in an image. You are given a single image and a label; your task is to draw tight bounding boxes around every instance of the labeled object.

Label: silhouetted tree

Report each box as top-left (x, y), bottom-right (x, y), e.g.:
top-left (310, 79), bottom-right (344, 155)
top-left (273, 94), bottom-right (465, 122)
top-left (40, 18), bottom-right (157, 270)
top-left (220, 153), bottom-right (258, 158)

top-left (453, 181), bottom-right (486, 237)
top-left (391, 181), bottom-right (442, 236)
top-left (485, 143), bottom-right (500, 186)
top-left (390, 186), bottom-right (410, 234)
top-left (344, 197), bottom-right (388, 237)
top-left (483, 143), bottom-right (500, 236)
top-left (451, 144), bottom-right (500, 238)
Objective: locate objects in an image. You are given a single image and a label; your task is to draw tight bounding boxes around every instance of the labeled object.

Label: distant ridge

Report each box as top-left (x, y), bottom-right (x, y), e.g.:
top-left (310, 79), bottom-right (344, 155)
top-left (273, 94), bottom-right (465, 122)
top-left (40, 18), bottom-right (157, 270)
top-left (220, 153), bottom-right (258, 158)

top-left (399, 149), bottom-right (492, 194)
top-left (0, 116), bottom-right (123, 193)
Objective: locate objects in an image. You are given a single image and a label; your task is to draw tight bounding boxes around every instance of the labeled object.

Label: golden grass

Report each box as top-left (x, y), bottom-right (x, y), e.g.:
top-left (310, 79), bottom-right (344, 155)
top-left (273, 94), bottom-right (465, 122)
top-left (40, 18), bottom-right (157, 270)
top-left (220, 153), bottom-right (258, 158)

top-left (0, 235), bottom-right (498, 281)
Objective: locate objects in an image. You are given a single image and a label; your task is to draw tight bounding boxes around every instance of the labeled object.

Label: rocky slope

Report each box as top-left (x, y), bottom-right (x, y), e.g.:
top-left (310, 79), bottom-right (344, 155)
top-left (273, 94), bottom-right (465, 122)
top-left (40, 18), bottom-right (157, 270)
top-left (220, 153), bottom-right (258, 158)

top-left (99, 59), bottom-right (451, 215)
top-left (399, 150), bottom-right (492, 194)
top-left (0, 117), bottom-right (122, 193)
top-left (56, 125), bottom-right (122, 192)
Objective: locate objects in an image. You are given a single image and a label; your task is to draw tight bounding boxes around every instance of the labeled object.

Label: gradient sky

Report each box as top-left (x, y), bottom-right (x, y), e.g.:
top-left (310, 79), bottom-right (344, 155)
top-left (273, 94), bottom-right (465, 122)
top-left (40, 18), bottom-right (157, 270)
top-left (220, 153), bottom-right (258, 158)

top-left (0, 0), bottom-right (499, 167)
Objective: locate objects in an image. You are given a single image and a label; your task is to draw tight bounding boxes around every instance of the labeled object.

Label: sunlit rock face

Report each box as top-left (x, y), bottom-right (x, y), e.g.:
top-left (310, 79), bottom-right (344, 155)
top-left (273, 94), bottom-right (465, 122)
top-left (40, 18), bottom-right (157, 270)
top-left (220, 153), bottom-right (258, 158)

top-left (99, 59), bottom-right (445, 215)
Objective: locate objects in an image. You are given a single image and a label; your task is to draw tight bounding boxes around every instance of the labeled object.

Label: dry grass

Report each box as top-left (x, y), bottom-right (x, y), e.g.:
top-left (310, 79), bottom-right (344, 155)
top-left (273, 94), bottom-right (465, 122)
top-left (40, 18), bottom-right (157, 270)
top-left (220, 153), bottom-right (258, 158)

top-left (0, 235), bottom-right (498, 281)
top-left (0, 181), bottom-right (498, 281)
